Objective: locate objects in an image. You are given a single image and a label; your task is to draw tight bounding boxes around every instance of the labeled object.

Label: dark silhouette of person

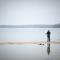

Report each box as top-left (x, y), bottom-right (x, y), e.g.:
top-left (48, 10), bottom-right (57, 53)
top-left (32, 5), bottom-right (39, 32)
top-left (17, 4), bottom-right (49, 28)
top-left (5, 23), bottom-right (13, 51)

top-left (47, 30), bottom-right (51, 42)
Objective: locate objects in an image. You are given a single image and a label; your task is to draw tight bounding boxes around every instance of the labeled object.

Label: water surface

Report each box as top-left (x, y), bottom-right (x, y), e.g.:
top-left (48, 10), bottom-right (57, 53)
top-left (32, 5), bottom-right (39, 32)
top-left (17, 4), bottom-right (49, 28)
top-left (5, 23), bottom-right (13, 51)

top-left (0, 28), bottom-right (60, 60)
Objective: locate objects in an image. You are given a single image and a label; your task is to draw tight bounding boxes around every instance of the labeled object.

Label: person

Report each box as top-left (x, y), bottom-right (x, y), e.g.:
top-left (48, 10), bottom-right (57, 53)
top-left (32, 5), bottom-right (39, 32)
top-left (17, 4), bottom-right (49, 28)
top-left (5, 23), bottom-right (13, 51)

top-left (47, 30), bottom-right (51, 42)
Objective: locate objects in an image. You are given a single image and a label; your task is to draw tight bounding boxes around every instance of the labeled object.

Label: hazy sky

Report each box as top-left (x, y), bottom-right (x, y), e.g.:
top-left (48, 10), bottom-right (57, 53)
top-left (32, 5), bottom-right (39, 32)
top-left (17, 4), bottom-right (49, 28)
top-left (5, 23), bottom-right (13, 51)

top-left (0, 0), bottom-right (60, 25)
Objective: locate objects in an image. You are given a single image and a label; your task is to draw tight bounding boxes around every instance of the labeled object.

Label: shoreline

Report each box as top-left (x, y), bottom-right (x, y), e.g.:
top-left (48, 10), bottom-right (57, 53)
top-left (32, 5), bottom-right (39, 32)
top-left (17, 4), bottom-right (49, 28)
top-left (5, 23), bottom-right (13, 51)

top-left (0, 41), bottom-right (60, 45)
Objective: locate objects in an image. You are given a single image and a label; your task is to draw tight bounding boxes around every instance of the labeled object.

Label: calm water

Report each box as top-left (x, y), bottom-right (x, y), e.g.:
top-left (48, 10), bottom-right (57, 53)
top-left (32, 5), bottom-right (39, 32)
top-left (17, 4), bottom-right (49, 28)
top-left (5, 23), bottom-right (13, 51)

top-left (0, 28), bottom-right (60, 60)
top-left (0, 28), bottom-right (60, 41)
top-left (0, 44), bottom-right (60, 60)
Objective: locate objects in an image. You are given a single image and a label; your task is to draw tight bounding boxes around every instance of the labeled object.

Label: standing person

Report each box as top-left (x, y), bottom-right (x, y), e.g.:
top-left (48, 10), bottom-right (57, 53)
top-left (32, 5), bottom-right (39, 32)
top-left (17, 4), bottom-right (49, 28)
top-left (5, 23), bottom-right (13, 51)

top-left (47, 30), bottom-right (51, 42)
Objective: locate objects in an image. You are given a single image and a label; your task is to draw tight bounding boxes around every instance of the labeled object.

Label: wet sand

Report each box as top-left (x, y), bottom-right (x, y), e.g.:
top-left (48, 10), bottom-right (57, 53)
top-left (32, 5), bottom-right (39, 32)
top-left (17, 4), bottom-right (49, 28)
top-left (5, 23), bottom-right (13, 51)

top-left (0, 41), bottom-right (60, 60)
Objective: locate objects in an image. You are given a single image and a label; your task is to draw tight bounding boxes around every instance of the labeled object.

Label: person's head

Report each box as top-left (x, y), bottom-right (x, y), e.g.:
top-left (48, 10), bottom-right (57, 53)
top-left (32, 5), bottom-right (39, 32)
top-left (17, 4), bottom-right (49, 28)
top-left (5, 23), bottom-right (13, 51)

top-left (48, 30), bottom-right (50, 32)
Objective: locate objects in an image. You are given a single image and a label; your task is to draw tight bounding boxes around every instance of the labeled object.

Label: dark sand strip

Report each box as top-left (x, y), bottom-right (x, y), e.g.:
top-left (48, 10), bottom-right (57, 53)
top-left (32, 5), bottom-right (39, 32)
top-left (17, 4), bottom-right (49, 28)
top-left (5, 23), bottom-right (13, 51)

top-left (0, 41), bottom-right (60, 45)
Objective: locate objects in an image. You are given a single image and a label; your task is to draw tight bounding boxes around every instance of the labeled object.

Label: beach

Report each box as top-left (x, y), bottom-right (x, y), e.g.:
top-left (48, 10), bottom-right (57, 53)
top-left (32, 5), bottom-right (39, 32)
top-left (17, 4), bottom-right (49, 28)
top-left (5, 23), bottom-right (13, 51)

top-left (0, 40), bottom-right (60, 45)
top-left (0, 28), bottom-right (60, 60)
top-left (0, 41), bottom-right (60, 60)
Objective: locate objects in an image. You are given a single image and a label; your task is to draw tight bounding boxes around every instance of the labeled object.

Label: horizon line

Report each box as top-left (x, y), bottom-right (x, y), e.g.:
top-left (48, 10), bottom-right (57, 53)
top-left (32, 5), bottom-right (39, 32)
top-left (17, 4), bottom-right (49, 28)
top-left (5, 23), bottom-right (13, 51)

top-left (0, 24), bottom-right (60, 28)
top-left (0, 23), bottom-right (60, 26)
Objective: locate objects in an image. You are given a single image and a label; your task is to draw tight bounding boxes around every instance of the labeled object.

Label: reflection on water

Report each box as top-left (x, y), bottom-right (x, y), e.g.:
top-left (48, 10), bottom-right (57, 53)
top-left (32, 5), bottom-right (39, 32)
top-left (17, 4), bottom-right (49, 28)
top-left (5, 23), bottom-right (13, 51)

top-left (0, 43), bottom-right (60, 60)
top-left (47, 43), bottom-right (50, 55)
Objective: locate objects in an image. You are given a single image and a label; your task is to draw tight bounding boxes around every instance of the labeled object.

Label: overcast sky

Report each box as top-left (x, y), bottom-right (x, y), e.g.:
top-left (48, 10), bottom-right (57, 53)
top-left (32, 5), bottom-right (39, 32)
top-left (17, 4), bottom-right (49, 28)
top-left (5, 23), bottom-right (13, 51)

top-left (0, 0), bottom-right (60, 25)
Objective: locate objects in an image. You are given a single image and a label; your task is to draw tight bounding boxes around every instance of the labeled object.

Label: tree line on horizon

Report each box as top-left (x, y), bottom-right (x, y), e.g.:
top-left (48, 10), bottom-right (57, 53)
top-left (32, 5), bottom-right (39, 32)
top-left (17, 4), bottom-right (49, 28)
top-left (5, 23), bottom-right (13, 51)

top-left (0, 24), bottom-right (60, 28)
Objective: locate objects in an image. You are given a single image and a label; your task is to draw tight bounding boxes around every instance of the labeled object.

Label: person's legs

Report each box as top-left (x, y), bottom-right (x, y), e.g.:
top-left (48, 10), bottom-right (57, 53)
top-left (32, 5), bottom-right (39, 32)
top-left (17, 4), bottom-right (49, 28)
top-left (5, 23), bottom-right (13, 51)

top-left (47, 35), bottom-right (50, 42)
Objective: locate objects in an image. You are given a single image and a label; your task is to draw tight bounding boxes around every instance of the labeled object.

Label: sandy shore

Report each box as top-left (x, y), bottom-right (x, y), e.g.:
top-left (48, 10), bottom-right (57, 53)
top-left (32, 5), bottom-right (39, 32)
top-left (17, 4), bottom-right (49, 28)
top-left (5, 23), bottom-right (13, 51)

top-left (0, 41), bottom-right (60, 45)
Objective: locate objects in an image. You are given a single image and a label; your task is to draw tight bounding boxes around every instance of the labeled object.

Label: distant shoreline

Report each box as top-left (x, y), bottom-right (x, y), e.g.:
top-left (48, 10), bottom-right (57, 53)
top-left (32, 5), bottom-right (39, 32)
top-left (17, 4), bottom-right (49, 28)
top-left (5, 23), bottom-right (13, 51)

top-left (0, 24), bottom-right (60, 28)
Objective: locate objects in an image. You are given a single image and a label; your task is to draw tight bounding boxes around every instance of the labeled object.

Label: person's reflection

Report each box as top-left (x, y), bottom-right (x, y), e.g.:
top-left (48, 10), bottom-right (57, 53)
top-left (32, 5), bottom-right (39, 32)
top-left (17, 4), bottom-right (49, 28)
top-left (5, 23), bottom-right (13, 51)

top-left (47, 42), bottom-right (50, 55)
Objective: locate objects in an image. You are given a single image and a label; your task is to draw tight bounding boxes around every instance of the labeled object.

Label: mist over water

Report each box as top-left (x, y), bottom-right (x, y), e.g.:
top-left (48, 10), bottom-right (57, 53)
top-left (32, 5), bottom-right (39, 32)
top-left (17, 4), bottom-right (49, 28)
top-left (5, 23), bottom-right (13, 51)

top-left (0, 0), bottom-right (60, 59)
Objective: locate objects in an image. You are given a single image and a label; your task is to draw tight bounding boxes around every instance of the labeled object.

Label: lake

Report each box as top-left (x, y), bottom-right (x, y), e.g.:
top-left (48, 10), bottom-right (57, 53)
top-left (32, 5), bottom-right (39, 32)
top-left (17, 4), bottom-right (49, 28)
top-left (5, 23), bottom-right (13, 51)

top-left (0, 28), bottom-right (60, 41)
top-left (0, 28), bottom-right (60, 60)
